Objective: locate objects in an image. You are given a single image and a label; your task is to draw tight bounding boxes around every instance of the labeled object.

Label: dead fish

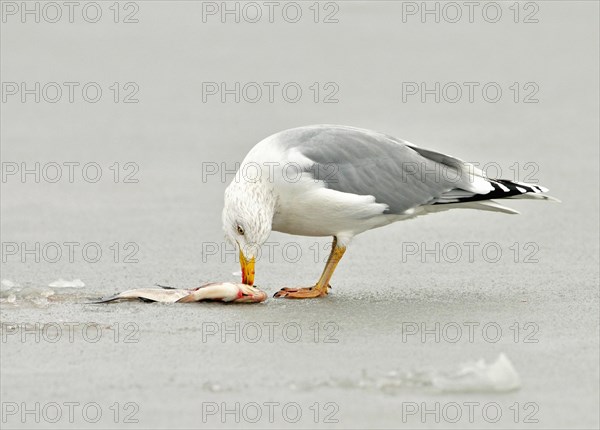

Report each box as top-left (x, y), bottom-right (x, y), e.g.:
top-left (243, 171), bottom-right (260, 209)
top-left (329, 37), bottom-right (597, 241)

top-left (93, 283), bottom-right (267, 304)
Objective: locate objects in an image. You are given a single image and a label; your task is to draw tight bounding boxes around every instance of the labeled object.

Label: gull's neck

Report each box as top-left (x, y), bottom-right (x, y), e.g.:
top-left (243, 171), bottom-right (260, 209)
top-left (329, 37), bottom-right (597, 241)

top-left (230, 173), bottom-right (277, 224)
top-left (246, 180), bottom-right (276, 216)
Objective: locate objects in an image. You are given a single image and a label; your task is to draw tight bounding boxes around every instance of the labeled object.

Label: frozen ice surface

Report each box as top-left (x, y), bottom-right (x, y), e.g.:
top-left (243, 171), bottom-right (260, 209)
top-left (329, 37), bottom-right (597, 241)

top-left (1, 2), bottom-right (598, 428)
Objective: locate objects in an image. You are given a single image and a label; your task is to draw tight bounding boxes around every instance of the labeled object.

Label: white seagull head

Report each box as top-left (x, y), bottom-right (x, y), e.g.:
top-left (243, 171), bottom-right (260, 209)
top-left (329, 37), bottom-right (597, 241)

top-left (222, 178), bottom-right (275, 286)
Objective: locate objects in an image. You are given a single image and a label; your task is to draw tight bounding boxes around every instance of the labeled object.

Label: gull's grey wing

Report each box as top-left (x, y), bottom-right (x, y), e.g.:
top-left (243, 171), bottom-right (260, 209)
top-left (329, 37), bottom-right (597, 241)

top-left (277, 125), bottom-right (487, 214)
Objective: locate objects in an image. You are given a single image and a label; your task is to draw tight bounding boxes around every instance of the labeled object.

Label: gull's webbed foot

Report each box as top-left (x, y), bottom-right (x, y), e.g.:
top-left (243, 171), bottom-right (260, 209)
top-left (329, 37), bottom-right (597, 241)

top-left (273, 284), bottom-right (331, 299)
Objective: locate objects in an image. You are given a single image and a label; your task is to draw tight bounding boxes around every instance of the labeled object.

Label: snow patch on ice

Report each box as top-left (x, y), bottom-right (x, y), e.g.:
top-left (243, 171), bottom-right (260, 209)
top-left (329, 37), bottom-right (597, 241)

top-left (431, 353), bottom-right (521, 393)
top-left (1, 279), bottom-right (18, 288)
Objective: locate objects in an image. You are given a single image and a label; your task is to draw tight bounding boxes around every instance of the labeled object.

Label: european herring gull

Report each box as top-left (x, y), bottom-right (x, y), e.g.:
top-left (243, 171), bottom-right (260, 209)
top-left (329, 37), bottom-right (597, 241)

top-left (222, 125), bottom-right (556, 299)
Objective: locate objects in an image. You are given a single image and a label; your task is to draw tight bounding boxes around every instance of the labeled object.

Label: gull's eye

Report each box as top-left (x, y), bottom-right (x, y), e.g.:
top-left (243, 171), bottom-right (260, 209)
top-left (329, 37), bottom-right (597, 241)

top-left (236, 225), bottom-right (245, 235)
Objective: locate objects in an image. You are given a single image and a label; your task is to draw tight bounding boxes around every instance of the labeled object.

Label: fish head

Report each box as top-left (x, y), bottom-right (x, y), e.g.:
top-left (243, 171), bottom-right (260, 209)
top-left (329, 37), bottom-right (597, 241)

top-left (233, 284), bottom-right (268, 303)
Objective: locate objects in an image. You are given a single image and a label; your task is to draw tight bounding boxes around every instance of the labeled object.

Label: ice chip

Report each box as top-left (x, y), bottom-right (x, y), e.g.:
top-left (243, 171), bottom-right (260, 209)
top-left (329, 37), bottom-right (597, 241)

top-left (0, 294), bottom-right (17, 304)
top-left (432, 353), bottom-right (521, 393)
top-left (1, 279), bottom-right (18, 288)
top-left (48, 278), bottom-right (86, 288)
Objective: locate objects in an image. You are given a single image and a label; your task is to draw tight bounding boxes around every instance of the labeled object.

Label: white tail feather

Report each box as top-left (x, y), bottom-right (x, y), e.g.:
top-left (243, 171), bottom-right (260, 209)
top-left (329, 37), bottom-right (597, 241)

top-left (424, 200), bottom-right (520, 215)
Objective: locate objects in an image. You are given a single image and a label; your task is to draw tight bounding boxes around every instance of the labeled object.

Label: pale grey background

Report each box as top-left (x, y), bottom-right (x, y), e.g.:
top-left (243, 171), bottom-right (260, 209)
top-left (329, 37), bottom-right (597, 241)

top-left (1, 1), bottom-right (599, 429)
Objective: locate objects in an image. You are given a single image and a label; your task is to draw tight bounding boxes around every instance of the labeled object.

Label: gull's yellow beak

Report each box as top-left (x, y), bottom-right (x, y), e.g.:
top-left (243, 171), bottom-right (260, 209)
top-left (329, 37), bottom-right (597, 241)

top-left (240, 250), bottom-right (255, 286)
